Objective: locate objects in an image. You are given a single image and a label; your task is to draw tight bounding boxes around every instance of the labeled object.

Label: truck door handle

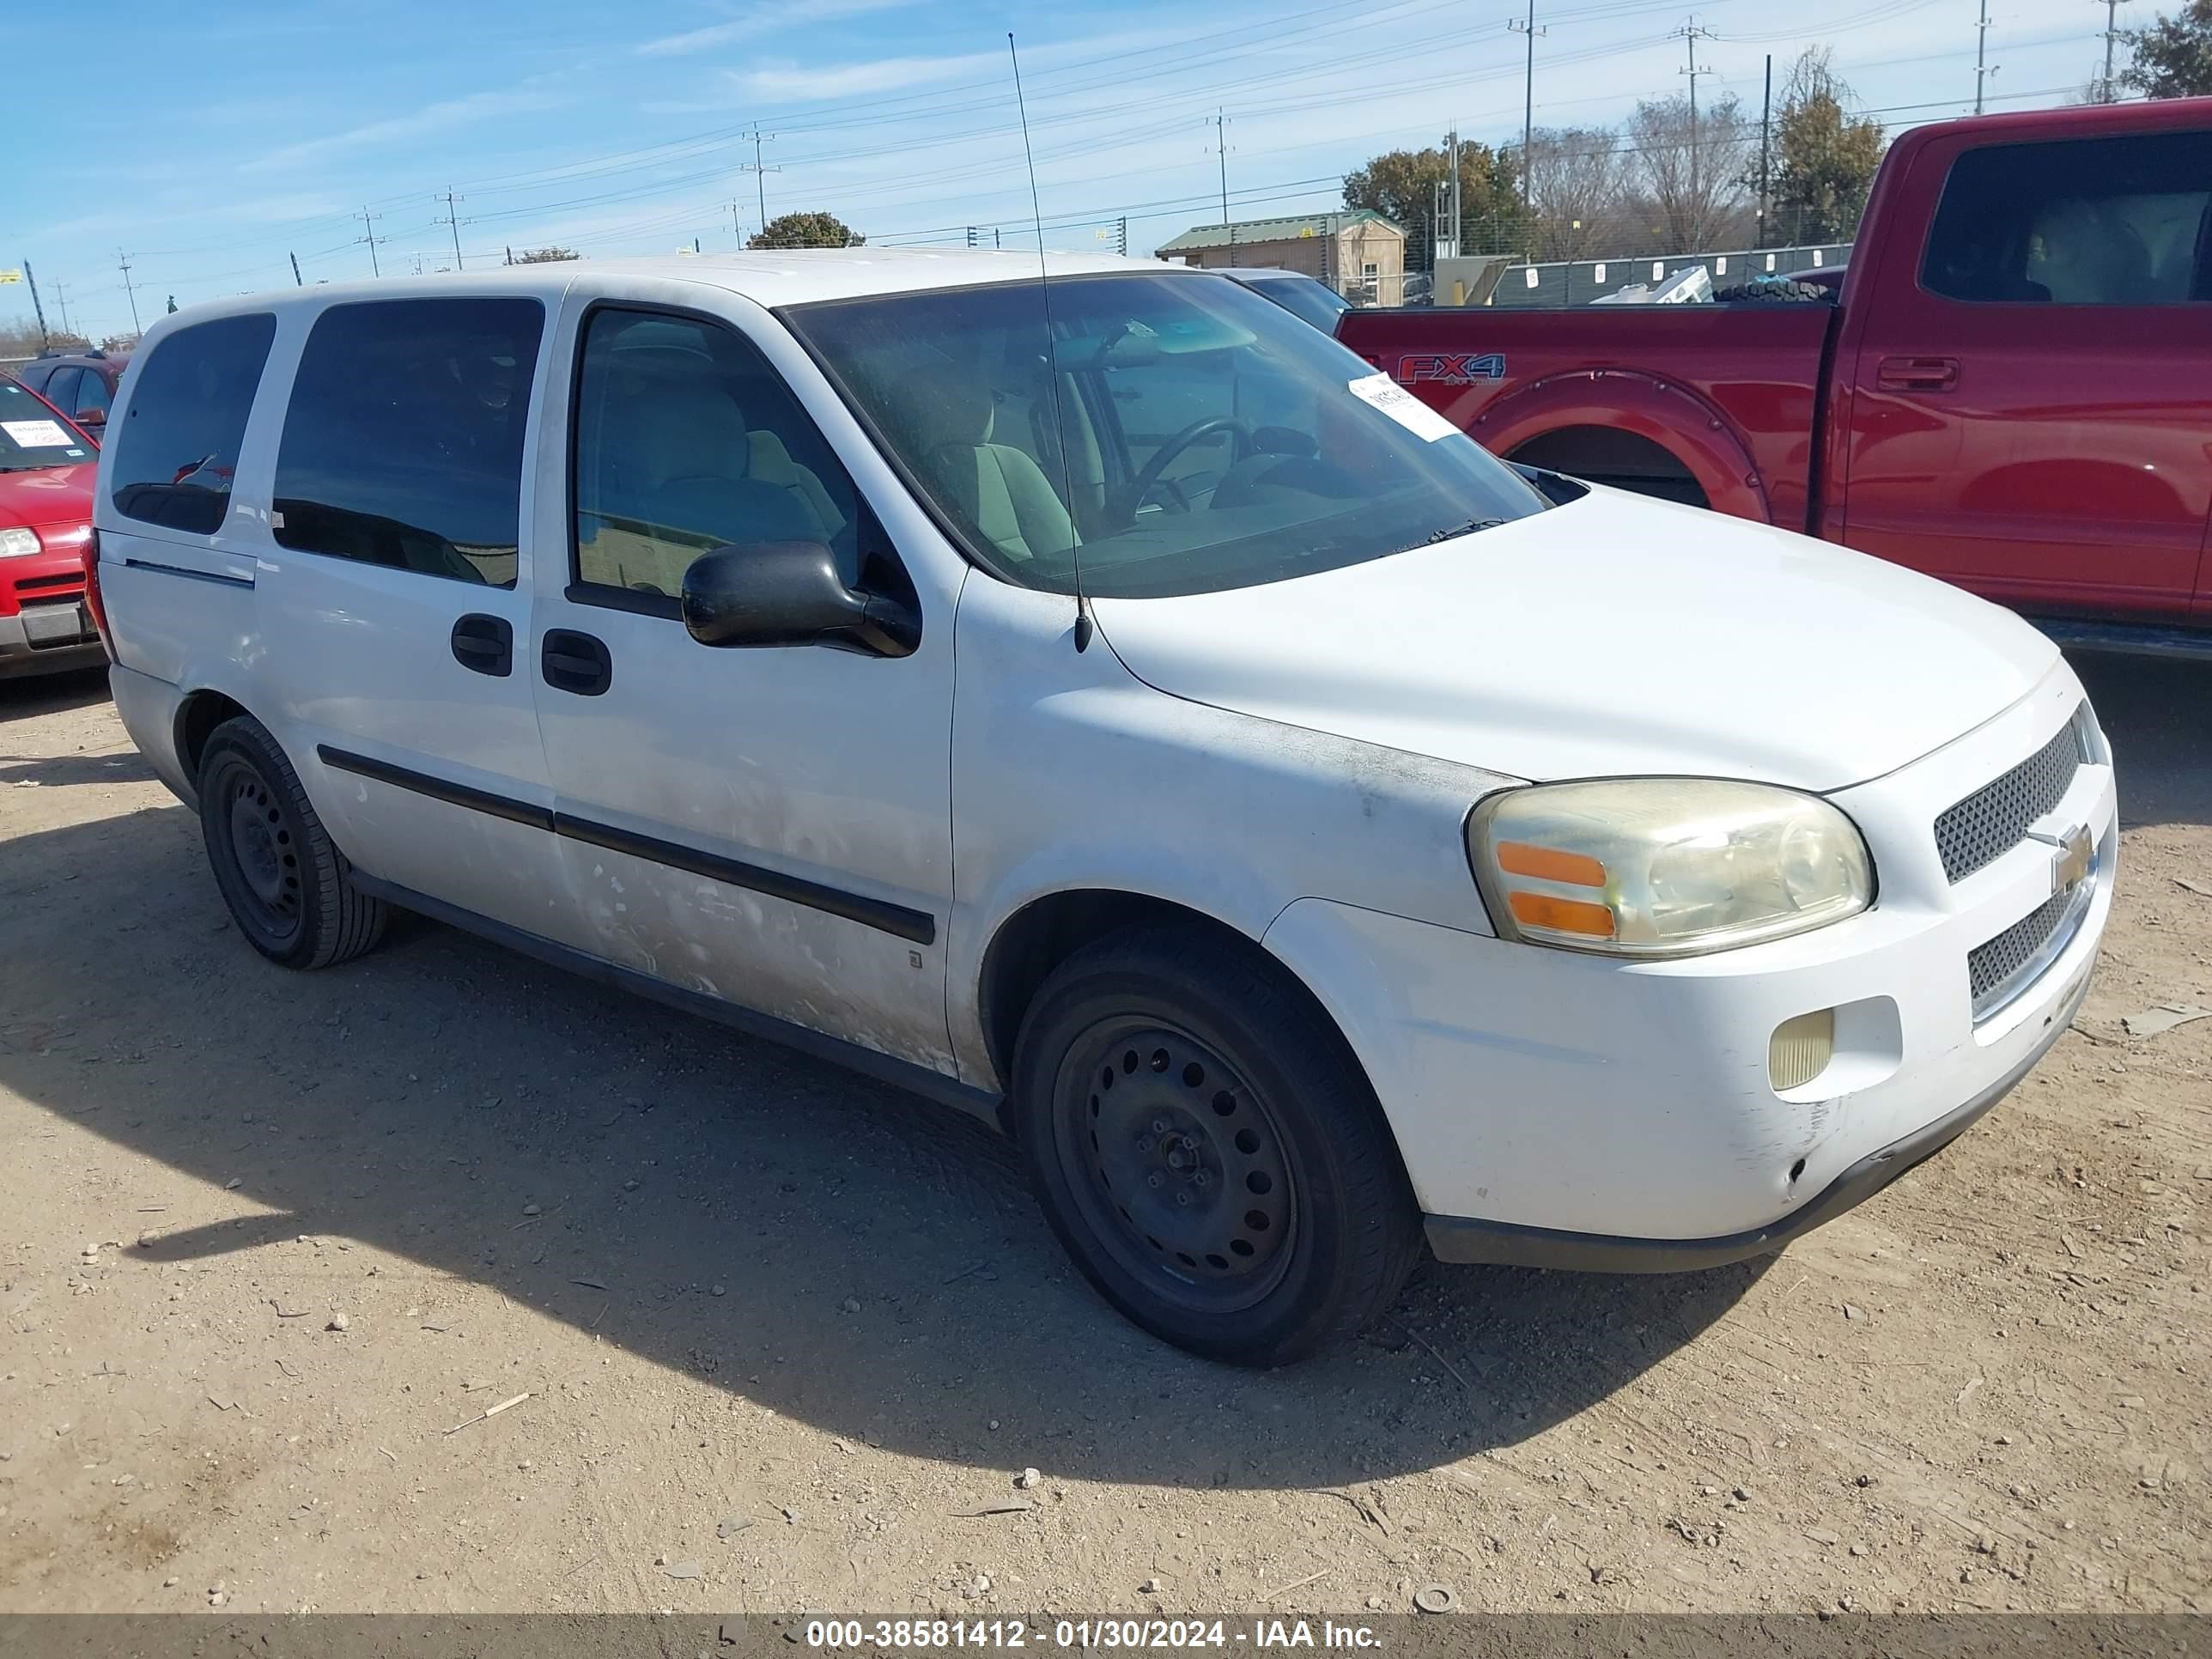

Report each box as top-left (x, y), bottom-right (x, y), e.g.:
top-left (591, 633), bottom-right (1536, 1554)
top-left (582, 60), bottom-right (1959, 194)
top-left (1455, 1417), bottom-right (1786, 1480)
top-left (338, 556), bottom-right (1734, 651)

top-left (541, 629), bottom-right (612, 696)
top-left (1877, 355), bottom-right (1960, 392)
top-left (450, 613), bottom-right (513, 677)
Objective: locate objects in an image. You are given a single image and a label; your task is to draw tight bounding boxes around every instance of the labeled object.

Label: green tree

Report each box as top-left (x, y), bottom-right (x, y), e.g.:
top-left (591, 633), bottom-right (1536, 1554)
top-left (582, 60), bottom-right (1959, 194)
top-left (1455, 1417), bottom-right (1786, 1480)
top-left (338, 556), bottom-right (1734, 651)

top-left (1765, 49), bottom-right (1886, 245)
top-left (748, 211), bottom-right (865, 250)
top-left (2121, 0), bottom-right (2212, 95)
top-left (514, 246), bottom-right (580, 264)
top-left (1342, 135), bottom-right (1523, 264)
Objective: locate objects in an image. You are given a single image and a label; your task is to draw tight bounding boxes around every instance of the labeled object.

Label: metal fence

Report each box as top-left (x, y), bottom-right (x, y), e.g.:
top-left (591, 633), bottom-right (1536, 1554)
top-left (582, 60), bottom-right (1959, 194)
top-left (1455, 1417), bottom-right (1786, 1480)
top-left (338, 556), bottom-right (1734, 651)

top-left (1482, 242), bottom-right (1852, 308)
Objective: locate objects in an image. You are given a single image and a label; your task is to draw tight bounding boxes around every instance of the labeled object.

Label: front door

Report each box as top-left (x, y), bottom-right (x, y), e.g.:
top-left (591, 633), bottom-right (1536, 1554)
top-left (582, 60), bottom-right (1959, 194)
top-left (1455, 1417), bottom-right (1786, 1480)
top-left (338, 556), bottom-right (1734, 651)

top-left (1840, 124), bottom-right (2212, 620)
top-left (252, 294), bottom-right (583, 945)
top-left (528, 295), bottom-right (958, 1074)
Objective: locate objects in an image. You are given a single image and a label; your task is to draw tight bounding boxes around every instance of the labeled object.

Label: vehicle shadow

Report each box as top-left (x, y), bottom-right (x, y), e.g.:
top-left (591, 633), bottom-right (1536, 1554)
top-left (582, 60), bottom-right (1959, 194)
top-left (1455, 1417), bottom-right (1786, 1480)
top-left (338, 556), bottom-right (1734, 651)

top-left (0, 665), bottom-right (112, 723)
top-left (0, 799), bottom-right (1763, 1491)
top-left (2065, 650), bottom-right (2212, 830)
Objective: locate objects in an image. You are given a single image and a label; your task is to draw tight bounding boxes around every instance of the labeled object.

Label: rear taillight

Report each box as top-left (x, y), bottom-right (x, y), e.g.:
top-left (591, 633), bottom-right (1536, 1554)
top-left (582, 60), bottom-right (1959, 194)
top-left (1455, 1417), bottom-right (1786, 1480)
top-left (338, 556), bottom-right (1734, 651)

top-left (82, 529), bottom-right (115, 662)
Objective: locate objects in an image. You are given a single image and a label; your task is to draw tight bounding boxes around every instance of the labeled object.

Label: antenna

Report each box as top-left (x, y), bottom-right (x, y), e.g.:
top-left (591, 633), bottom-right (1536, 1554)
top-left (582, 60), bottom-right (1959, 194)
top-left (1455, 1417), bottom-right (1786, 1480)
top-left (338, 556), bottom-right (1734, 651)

top-left (1008, 31), bottom-right (1093, 653)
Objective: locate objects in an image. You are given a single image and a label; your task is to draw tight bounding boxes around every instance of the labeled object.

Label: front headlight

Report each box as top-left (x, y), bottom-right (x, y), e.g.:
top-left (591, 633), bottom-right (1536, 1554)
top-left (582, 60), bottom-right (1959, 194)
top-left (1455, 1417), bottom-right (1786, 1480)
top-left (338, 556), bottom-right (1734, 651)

top-left (0, 527), bottom-right (40, 558)
top-left (1468, 778), bottom-right (1874, 957)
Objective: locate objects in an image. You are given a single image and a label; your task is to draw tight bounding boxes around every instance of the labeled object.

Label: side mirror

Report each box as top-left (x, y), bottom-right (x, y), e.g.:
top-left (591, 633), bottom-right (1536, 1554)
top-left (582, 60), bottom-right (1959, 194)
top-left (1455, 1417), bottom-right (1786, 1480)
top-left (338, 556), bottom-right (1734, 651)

top-left (75, 407), bottom-right (106, 429)
top-left (681, 540), bottom-right (919, 658)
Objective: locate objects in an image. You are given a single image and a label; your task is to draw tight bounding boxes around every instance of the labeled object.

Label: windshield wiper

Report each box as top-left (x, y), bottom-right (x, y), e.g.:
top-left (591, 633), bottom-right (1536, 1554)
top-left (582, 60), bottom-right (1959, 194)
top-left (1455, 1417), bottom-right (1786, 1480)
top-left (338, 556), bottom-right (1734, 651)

top-left (1423, 517), bottom-right (1505, 544)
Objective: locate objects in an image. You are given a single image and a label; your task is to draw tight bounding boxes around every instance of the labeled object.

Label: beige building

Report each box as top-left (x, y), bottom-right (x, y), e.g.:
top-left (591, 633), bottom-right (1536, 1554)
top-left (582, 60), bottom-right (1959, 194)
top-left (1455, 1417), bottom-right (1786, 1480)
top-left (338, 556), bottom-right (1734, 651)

top-left (1156, 210), bottom-right (1408, 306)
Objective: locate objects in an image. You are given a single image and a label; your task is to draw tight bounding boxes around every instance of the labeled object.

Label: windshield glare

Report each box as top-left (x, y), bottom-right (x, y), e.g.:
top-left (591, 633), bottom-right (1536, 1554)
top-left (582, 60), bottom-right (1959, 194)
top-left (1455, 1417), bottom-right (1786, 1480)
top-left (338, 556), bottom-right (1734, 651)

top-left (785, 270), bottom-right (1543, 599)
top-left (0, 380), bottom-right (94, 474)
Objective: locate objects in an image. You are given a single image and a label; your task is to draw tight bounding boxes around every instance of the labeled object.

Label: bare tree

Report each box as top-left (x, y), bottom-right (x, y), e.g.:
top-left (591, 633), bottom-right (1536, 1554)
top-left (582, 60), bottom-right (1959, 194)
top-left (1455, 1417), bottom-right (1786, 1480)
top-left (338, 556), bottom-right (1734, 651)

top-left (1625, 92), bottom-right (1755, 250)
top-left (1522, 126), bottom-right (1632, 261)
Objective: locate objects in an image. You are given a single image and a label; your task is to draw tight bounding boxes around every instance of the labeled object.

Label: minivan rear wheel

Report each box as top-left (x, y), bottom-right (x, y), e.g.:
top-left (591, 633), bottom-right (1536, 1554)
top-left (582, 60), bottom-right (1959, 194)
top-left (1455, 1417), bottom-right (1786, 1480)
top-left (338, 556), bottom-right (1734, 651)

top-left (1012, 924), bottom-right (1421, 1365)
top-left (198, 715), bottom-right (387, 969)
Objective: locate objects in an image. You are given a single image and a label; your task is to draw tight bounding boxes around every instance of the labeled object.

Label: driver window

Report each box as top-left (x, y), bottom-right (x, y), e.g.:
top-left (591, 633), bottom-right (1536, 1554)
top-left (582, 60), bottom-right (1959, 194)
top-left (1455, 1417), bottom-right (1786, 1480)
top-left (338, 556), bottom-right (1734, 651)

top-left (572, 307), bottom-right (860, 600)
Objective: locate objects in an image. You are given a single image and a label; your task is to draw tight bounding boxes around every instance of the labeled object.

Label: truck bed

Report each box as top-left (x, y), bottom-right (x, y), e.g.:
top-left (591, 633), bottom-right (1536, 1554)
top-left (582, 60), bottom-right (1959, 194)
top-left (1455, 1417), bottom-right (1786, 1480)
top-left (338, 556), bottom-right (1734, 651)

top-left (1336, 302), bottom-right (1843, 533)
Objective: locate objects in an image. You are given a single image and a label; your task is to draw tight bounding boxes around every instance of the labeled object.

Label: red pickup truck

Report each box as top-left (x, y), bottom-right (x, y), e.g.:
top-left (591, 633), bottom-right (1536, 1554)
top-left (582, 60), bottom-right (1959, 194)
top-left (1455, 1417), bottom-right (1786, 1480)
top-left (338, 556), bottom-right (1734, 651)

top-left (1336, 97), bottom-right (2212, 652)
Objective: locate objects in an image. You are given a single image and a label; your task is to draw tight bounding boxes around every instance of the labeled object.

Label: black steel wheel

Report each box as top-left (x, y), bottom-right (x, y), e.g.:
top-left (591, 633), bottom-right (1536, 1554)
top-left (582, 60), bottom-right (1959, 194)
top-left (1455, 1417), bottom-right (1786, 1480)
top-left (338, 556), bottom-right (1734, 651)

top-left (1060, 1019), bottom-right (1297, 1312)
top-left (1013, 923), bottom-right (1421, 1365)
top-left (198, 715), bottom-right (387, 969)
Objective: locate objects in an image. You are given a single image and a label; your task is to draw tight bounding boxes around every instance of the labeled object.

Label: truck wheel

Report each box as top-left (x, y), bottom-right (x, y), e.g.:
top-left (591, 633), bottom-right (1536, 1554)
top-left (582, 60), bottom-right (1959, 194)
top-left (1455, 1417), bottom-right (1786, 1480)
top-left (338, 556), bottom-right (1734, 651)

top-left (1012, 924), bottom-right (1422, 1365)
top-left (198, 715), bottom-right (387, 969)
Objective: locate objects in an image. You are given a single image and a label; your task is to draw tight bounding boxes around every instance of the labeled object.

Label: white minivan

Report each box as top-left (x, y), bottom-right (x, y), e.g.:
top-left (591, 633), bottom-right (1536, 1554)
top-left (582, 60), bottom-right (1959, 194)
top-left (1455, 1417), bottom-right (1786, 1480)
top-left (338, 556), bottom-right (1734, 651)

top-left (92, 252), bottom-right (2115, 1364)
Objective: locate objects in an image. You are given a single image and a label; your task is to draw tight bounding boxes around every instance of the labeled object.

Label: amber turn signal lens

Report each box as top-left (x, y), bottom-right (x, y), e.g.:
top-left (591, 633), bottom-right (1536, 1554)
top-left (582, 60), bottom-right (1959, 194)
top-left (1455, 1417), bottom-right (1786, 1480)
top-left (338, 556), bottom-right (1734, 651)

top-left (1506, 890), bottom-right (1616, 938)
top-left (1495, 841), bottom-right (1607, 888)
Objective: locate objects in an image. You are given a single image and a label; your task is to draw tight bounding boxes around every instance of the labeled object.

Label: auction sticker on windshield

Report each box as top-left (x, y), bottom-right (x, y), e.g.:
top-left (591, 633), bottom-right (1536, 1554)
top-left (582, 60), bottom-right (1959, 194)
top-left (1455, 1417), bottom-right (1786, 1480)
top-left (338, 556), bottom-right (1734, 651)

top-left (1346, 373), bottom-right (1459, 442)
top-left (2, 418), bottom-right (76, 450)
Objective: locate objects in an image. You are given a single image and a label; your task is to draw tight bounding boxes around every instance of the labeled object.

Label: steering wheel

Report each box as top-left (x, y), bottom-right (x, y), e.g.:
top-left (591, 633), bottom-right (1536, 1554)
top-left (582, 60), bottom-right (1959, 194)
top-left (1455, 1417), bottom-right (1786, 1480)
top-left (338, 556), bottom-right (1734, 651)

top-left (1127, 416), bottom-right (1254, 518)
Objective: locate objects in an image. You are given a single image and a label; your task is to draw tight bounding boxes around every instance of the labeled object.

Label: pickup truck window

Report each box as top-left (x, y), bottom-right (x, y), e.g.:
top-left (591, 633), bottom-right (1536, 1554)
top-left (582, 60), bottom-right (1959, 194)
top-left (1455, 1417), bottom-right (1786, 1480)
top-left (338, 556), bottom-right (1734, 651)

top-left (273, 298), bottom-right (544, 587)
top-left (786, 271), bottom-right (1544, 599)
top-left (109, 313), bottom-right (276, 535)
top-left (572, 307), bottom-right (862, 603)
top-left (1923, 131), bottom-right (2212, 306)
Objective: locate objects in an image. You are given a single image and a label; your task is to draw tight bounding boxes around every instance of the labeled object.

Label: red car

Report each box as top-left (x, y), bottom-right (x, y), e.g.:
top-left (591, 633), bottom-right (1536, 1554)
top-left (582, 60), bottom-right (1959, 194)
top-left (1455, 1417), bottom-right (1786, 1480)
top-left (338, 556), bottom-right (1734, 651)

top-left (1337, 97), bottom-right (2212, 653)
top-left (0, 377), bottom-right (105, 680)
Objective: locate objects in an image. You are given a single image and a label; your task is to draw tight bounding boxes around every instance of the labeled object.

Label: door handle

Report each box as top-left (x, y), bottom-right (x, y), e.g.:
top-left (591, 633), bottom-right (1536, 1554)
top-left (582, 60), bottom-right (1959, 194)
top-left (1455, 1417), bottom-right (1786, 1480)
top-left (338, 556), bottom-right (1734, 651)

top-left (541, 628), bottom-right (612, 696)
top-left (1876, 355), bottom-right (1960, 393)
top-left (450, 613), bottom-right (514, 677)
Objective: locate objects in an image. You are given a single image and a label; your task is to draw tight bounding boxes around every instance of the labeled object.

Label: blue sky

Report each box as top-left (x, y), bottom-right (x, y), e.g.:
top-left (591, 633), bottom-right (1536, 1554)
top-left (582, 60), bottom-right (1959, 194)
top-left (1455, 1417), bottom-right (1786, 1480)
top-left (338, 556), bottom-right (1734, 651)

top-left (8, 0), bottom-right (2124, 341)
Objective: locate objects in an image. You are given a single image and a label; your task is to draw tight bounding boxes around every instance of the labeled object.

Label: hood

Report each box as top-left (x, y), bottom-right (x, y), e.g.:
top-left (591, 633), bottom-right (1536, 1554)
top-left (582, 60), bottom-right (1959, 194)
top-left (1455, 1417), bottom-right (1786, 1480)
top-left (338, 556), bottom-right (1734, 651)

top-left (0, 461), bottom-right (97, 532)
top-left (1091, 487), bottom-right (2059, 793)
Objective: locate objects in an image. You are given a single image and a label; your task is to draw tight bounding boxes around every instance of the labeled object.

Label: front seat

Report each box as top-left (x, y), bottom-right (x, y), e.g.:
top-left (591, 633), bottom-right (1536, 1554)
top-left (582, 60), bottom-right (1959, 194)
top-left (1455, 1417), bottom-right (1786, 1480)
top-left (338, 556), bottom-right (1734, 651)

top-left (606, 382), bottom-right (823, 590)
top-left (894, 380), bottom-right (1074, 562)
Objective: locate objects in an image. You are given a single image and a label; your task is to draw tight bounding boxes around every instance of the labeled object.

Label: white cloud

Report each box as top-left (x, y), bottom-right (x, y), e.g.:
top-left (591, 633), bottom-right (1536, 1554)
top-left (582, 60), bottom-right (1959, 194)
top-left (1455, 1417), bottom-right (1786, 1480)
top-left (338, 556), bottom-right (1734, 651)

top-left (636, 0), bottom-right (921, 58)
top-left (727, 48), bottom-right (1000, 100)
top-left (241, 82), bottom-right (568, 174)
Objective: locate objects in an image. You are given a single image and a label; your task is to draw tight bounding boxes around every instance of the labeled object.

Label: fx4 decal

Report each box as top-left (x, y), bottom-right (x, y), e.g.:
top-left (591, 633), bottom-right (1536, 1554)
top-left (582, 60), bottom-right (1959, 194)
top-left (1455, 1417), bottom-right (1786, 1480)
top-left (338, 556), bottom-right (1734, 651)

top-left (1397, 352), bottom-right (1506, 386)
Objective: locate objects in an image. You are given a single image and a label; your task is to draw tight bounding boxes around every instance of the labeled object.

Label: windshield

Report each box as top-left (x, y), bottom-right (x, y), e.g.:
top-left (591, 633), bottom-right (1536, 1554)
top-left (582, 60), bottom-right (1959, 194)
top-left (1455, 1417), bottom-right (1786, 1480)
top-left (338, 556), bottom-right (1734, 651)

top-left (784, 270), bottom-right (1543, 599)
top-left (0, 380), bottom-right (94, 474)
top-left (1241, 272), bottom-right (1354, 333)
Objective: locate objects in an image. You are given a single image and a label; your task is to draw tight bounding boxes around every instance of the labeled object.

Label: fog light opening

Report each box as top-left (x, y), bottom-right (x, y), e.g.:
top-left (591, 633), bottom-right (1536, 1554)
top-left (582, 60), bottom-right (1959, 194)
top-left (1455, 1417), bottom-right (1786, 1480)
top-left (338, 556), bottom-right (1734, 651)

top-left (1769, 1009), bottom-right (1837, 1092)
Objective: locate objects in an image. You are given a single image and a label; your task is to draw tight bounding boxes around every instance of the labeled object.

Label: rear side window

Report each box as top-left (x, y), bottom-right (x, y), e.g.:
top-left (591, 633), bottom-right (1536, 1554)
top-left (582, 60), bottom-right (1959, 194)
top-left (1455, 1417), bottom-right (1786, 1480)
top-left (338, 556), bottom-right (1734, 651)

top-left (109, 313), bottom-right (276, 534)
top-left (1923, 131), bottom-right (2212, 305)
top-left (274, 297), bottom-right (544, 587)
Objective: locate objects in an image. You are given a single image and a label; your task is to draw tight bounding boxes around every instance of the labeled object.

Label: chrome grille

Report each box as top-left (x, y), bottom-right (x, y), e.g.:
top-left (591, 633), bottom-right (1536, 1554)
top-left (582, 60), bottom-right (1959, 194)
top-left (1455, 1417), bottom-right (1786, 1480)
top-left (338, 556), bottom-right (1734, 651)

top-left (1968, 884), bottom-right (2081, 1020)
top-left (1934, 715), bottom-right (2082, 884)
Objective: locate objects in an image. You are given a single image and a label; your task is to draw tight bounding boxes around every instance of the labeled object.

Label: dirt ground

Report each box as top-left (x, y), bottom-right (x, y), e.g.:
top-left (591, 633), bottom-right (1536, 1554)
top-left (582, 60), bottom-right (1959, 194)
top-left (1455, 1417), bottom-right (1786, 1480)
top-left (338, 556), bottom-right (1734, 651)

top-left (0, 655), bottom-right (2204, 1620)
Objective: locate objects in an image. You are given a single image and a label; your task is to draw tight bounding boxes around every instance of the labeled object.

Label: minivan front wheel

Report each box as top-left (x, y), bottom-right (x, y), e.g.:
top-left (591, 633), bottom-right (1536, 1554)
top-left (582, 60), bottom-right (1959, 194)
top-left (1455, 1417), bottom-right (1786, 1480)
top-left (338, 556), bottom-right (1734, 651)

top-left (1013, 924), bottom-right (1420, 1365)
top-left (198, 716), bottom-right (387, 969)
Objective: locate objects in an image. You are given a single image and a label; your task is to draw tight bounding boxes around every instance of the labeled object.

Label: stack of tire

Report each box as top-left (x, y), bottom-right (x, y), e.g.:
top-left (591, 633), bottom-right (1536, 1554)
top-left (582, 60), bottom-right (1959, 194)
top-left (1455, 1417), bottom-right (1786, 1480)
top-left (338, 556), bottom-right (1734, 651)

top-left (1711, 276), bottom-right (1835, 303)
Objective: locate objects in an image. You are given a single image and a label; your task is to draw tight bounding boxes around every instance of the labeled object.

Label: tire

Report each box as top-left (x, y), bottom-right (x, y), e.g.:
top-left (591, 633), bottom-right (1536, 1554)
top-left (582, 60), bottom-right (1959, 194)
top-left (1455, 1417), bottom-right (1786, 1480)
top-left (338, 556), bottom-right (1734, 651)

top-left (1012, 923), bottom-right (1422, 1365)
top-left (197, 715), bottom-right (387, 969)
top-left (1712, 279), bottom-right (1832, 304)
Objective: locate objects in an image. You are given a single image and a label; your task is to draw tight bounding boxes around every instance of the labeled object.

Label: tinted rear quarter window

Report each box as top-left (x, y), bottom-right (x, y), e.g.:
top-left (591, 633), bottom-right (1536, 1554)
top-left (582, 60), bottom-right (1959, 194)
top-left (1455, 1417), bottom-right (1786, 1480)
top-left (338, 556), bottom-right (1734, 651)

top-left (274, 297), bottom-right (544, 587)
top-left (110, 313), bottom-right (276, 534)
top-left (1923, 131), bottom-right (2212, 305)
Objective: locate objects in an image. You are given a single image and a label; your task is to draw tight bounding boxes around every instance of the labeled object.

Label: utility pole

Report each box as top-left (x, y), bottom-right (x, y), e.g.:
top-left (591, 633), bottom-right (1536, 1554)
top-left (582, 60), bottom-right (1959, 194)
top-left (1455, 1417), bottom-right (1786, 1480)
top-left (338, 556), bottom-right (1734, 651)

top-left (1508, 0), bottom-right (1546, 210)
top-left (436, 190), bottom-right (466, 270)
top-left (1210, 107), bottom-right (1235, 264)
top-left (289, 252), bottom-right (302, 286)
top-left (117, 250), bottom-right (142, 333)
top-left (22, 262), bottom-right (50, 349)
top-left (730, 201), bottom-right (745, 246)
top-left (1758, 52), bottom-right (1773, 245)
top-left (1974, 0), bottom-right (1997, 112)
top-left (2097, 0), bottom-right (2130, 98)
top-left (1448, 125), bottom-right (1462, 261)
top-left (357, 206), bottom-right (384, 276)
top-left (1116, 216), bottom-right (1127, 256)
top-left (52, 277), bottom-right (72, 338)
top-left (1674, 18), bottom-right (1719, 241)
top-left (743, 130), bottom-right (780, 231)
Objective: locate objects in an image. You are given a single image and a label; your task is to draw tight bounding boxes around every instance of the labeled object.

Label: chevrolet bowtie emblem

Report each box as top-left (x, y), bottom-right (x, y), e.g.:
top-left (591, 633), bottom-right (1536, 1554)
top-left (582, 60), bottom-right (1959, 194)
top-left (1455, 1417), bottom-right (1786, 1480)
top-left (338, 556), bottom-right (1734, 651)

top-left (2049, 823), bottom-right (2094, 895)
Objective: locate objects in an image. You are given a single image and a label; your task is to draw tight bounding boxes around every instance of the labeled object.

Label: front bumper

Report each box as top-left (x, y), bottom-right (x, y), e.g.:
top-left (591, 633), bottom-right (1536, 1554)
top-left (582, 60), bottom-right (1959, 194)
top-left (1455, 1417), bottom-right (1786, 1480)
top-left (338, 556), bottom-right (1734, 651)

top-left (1423, 960), bottom-right (2091, 1270)
top-left (0, 603), bottom-right (104, 678)
top-left (1260, 659), bottom-right (2116, 1261)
